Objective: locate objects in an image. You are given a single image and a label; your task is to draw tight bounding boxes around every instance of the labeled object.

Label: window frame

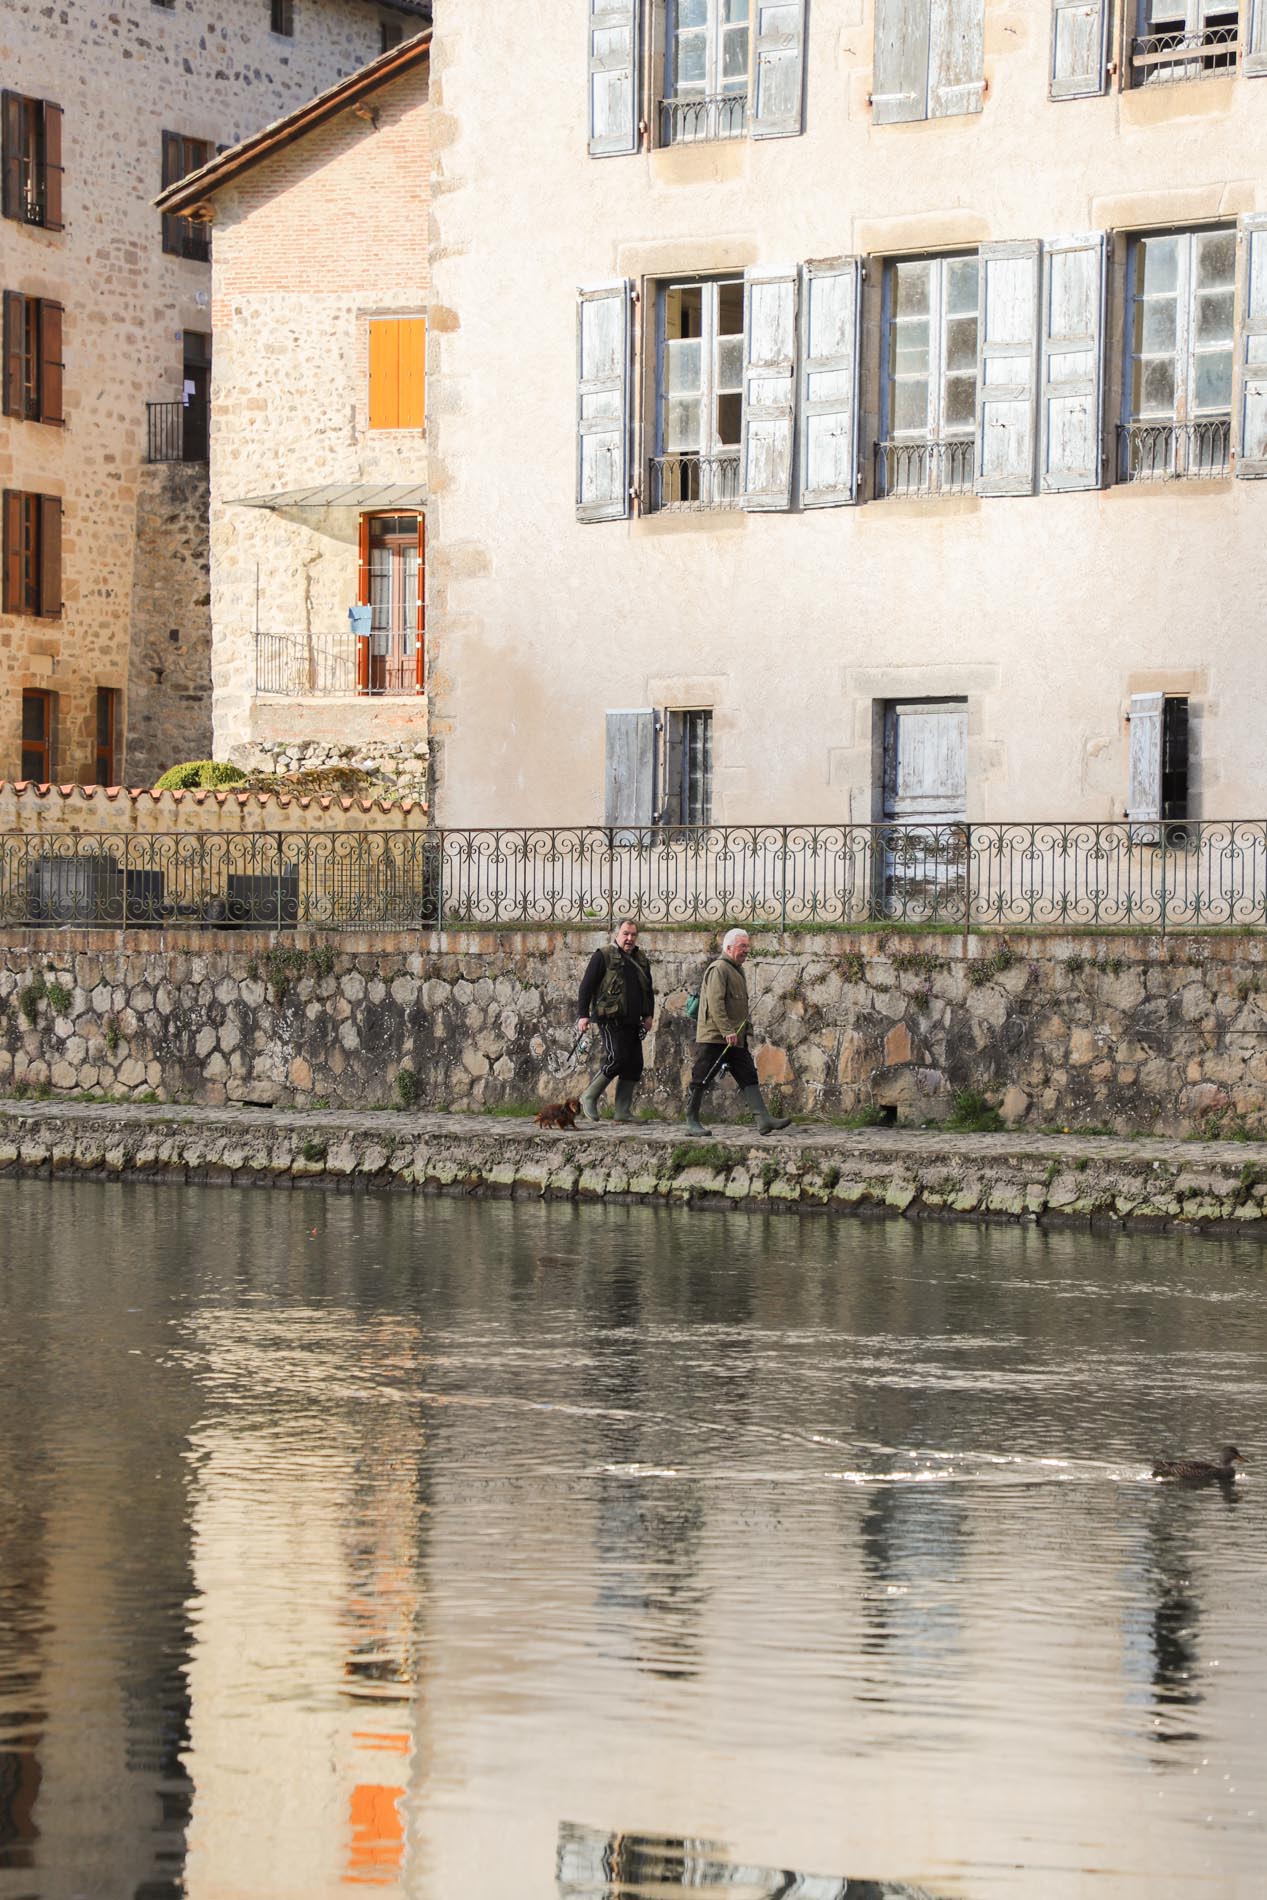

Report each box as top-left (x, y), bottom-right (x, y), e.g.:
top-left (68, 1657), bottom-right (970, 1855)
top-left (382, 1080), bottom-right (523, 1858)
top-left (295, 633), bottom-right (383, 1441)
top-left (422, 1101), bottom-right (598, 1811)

top-left (1128, 0), bottom-right (1241, 85)
top-left (20, 689), bottom-right (56, 784)
top-left (270, 0), bottom-right (295, 37)
top-left (661, 707), bottom-right (714, 826)
top-left (662, 0), bottom-right (753, 142)
top-left (651, 273), bottom-right (744, 510)
top-left (2, 291), bottom-right (64, 425)
top-left (1120, 224), bottom-right (1236, 480)
top-left (94, 687), bottom-right (121, 788)
top-left (1, 92), bottom-right (63, 231)
top-left (161, 132), bottom-right (212, 261)
top-left (878, 250), bottom-right (981, 496)
top-left (2, 489), bottom-right (61, 618)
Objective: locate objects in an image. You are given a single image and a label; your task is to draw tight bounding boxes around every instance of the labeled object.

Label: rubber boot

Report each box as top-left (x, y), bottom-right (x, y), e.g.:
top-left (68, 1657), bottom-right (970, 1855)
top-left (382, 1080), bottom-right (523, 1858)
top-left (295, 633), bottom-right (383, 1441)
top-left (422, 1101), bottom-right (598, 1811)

top-left (742, 1083), bottom-right (791, 1134)
top-left (612, 1078), bottom-right (638, 1123)
top-left (684, 1086), bottom-right (711, 1136)
top-left (580, 1072), bottom-right (612, 1122)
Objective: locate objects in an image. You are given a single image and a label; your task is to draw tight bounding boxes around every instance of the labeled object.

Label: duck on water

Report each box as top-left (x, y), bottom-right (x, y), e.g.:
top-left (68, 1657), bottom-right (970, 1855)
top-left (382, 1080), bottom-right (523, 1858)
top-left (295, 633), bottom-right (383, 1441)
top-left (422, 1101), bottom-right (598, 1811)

top-left (1152, 1445), bottom-right (1245, 1483)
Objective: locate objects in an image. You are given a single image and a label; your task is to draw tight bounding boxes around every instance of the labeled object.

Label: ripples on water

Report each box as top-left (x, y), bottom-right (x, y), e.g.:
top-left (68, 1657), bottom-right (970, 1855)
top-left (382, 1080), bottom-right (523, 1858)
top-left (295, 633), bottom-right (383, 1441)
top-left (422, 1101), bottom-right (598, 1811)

top-left (0, 1182), bottom-right (1264, 1899)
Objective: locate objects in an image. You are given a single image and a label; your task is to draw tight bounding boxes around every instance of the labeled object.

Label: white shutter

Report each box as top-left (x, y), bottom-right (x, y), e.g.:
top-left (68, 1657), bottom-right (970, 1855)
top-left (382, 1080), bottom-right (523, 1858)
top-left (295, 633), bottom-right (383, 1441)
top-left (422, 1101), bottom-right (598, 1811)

top-left (588, 0), bottom-right (641, 157)
top-left (872, 0), bottom-right (931, 123)
top-left (1039, 232), bottom-right (1106, 492)
top-left (929, 0), bottom-right (985, 119)
top-left (1127, 694), bottom-right (1163, 828)
top-left (752, 0), bottom-right (807, 138)
top-left (605, 710), bottom-right (657, 826)
top-left (1235, 214), bottom-right (1267, 479)
top-left (975, 241), bottom-right (1040, 498)
top-left (741, 267), bottom-right (798, 511)
top-left (1246, 0), bottom-right (1267, 77)
top-left (1049, 0), bottom-right (1109, 98)
top-left (798, 257), bottom-right (861, 508)
top-left (577, 282), bottom-right (633, 522)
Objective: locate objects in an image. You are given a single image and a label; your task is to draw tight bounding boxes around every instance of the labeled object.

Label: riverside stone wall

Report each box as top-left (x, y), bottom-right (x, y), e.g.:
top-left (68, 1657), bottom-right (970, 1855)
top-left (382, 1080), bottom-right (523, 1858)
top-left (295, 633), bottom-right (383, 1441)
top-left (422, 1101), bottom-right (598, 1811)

top-left (2, 927), bottom-right (1267, 1134)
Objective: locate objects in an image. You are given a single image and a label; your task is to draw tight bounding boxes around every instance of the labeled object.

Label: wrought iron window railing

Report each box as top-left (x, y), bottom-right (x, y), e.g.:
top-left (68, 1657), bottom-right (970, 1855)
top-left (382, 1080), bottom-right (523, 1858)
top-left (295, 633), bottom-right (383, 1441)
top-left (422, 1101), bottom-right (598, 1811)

top-left (146, 399), bottom-right (209, 464)
top-left (660, 92), bottom-right (748, 144)
top-left (9, 823), bottom-right (1267, 933)
top-left (648, 451), bottom-right (742, 513)
top-left (254, 631), bottom-right (422, 697)
top-left (1130, 23), bottom-right (1239, 84)
top-left (875, 437), bottom-right (976, 499)
top-left (1118, 416), bottom-right (1231, 482)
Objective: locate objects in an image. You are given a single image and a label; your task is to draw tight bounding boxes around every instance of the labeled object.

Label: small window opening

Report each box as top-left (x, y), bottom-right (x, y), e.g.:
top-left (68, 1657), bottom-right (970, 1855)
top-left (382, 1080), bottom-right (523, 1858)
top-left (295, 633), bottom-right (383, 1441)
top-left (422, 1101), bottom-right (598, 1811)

top-left (1161, 696), bottom-right (1190, 823)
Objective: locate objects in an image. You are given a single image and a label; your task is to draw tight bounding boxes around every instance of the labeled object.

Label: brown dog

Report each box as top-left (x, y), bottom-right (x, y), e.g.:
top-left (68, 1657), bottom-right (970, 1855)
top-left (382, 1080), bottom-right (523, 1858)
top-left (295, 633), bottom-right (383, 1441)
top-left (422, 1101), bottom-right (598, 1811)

top-left (535, 1098), bottom-right (582, 1130)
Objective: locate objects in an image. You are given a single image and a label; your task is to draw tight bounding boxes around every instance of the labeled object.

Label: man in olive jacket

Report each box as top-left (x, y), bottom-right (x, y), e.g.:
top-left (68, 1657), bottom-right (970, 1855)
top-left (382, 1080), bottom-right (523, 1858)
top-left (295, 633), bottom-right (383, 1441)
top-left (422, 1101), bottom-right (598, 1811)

top-left (576, 917), bottom-right (655, 1122)
top-left (686, 927), bottom-right (791, 1135)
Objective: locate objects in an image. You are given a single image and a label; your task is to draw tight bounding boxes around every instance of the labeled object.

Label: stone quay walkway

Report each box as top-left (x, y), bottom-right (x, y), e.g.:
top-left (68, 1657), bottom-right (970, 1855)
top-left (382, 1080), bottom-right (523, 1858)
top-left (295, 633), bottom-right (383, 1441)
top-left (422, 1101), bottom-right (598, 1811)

top-left (2, 1096), bottom-right (1267, 1235)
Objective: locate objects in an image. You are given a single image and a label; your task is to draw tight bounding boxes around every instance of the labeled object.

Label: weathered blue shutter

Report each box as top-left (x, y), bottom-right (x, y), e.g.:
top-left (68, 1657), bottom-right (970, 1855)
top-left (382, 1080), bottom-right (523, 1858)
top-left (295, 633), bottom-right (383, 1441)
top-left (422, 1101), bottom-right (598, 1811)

top-left (1049, 0), bottom-right (1109, 98)
top-left (1235, 215), bottom-right (1267, 479)
top-left (1039, 232), bottom-right (1105, 492)
top-left (1127, 694), bottom-right (1163, 828)
top-left (605, 710), bottom-right (657, 826)
top-left (588, 0), bottom-right (642, 156)
top-left (929, 0), bottom-right (984, 119)
top-left (872, 0), bottom-right (930, 123)
top-left (577, 282), bottom-right (633, 522)
top-left (752, 0), bottom-right (807, 139)
top-left (741, 268), bottom-right (798, 511)
top-left (798, 257), bottom-right (861, 508)
top-left (975, 241), bottom-right (1040, 498)
top-left (1246, 0), bottom-right (1267, 77)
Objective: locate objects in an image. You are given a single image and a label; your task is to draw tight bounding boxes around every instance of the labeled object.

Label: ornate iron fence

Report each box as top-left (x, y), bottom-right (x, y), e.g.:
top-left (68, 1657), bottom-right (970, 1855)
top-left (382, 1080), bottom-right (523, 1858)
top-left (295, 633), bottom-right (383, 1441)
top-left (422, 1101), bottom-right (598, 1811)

top-left (1118, 416), bottom-right (1231, 482)
top-left (649, 451), bottom-right (742, 513)
top-left (875, 437), bottom-right (976, 498)
top-left (7, 823), bottom-right (1267, 931)
top-left (1130, 23), bottom-right (1239, 85)
top-left (660, 92), bottom-right (748, 144)
top-left (146, 399), bottom-right (208, 464)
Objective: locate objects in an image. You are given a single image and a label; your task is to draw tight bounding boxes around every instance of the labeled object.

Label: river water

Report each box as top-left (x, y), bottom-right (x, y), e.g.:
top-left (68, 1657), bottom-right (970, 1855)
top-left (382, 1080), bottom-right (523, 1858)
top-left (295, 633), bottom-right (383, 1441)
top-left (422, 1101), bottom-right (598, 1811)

top-left (0, 1181), bottom-right (1264, 1900)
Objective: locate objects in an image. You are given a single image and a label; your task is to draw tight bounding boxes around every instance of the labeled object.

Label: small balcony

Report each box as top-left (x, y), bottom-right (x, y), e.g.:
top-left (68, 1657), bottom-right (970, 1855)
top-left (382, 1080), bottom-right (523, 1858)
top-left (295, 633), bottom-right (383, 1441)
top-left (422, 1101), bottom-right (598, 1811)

top-left (648, 451), bottom-right (741, 514)
top-left (1118, 416), bottom-right (1231, 482)
top-left (146, 398), bottom-right (208, 464)
top-left (1129, 22), bottom-right (1239, 84)
top-left (875, 437), bottom-right (976, 499)
top-left (659, 91), bottom-right (748, 145)
top-left (255, 630), bottom-right (424, 698)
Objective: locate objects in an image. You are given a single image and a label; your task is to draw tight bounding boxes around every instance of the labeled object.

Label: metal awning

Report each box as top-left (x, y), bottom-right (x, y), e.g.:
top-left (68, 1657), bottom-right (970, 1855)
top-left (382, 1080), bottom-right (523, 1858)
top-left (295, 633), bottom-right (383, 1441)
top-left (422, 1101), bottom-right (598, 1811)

top-left (229, 482), bottom-right (428, 510)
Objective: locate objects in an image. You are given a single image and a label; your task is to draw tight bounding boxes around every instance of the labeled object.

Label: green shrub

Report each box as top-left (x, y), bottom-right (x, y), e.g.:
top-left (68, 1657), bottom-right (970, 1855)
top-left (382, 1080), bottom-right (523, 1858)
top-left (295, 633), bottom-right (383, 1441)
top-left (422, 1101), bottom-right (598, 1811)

top-left (946, 1088), bottom-right (1004, 1133)
top-left (669, 1141), bottom-right (734, 1173)
top-left (154, 760), bottom-right (247, 791)
top-left (394, 1068), bottom-right (420, 1110)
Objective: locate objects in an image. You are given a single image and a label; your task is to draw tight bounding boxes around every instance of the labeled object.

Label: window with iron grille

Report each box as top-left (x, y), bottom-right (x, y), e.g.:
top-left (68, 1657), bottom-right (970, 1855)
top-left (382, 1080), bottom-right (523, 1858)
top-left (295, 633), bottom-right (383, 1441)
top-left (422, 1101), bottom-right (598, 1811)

top-left (270, 0), bottom-right (295, 36)
top-left (1, 92), bottom-right (63, 231)
top-left (663, 0), bottom-right (750, 142)
top-left (1130, 0), bottom-right (1239, 85)
top-left (880, 253), bottom-right (979, 496)
top-left (161, 132), bottom-right (212, 260)
top-left (651, 276), bottom-right (743, 511)
top-left (1121, 227), bottom-right (1234, 480)
top-left (2, 291), bottom-right (63, 424)
top-left (2, 490), bottom-right (61, 617)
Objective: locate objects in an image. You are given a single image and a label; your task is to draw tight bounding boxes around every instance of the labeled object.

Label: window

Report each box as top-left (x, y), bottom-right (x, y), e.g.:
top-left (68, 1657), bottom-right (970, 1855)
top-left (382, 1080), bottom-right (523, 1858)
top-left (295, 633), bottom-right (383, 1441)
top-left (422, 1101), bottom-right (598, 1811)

top-left (1128, 693), bottom-right (1191, 827)
top-left (872, 0), bottom-right (985, 124)
top-left (1, 92), bottom-right (63, 230)
top-left (2, 490), bottom-right (61, 617)
top-left (661, 710), bottom-right (713, 825)
top-left (603, 708), bottom-right (713, 825)
top-left (1129, 0), bottom-right (1239, 85)
top-left (21, 690), bottom-right (55, 784)
top-left (271, 0), bottom-right (295, 34)
top-left (663, 0), bottom-right (751, 143)
top-left (2, 292), bottom-right (63, 424)
top-left (380, 16), bottom-right (405, 53)
top-left (95, 688), bottom-right (121, 787)
top-left (357, 513), bottom-right (424, 693)
top-left (1121, 227), bottom-right (1234, 480)
top-left (880, 253), bottom-right (979, 495)
top-left (368, 316), bottom-right (426, 429)
top-left (652, 277), bottom-right (744, 510)
top-left (161, 133), bottom-right (212, 260)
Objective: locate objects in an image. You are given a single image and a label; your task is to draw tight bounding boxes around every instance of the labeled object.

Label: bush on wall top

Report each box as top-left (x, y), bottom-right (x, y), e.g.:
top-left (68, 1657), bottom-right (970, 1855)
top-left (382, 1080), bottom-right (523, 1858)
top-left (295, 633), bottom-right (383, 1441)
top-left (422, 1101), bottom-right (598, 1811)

top-left (154, 761), bottom-right (248, 791)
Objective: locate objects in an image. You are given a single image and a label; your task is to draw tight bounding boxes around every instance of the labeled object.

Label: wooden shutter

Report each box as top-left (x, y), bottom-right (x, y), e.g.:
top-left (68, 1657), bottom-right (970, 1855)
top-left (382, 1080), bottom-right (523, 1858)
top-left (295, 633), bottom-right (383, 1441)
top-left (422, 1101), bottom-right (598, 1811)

top-left (929, 0), bottom-right (984, 119)
top-left (2, 490), bottom-right (22, 613)
top-left (1039, 232), bottom-right (1105, 492)
top-left (1, 92), bottom-right (22, 221)
top-left (741, 266), bottom-right (798, 511)
top-left (41, 101), bottom-right (62, 230)
top-left (2, 291), bottom-right (22, 417)
top-left (1235, 214), bottom-right (1267, 479)
top-left (39, 300), bottom-right (63, 425)
top-left (160, 130), bottom-right (184, 254)
top-left (357, 512), bottom-right (371, 605)
top-left (588, 0), bottom-right (641, 157)
top-left (975, 241), bottom-right (1040, 497)
top-left (660, 711), bottom-right (684, 825)
top-left (1247, 0), bottom-right (1267, 77)
top-left (872, 0), bottom-right (930, 123)
top-left (1049, 0), bottom-right (1109, 98)
top-left (1127, 693), bottom-right (1163, 828)
top-left (38, 494), bottom-right (61, 617)
top-left (369, 319), bottom-right (401, 429)
top-left (605, 710), bottom-right (656, 827)
top-left (752, 0), bottom-right (807, 139)
top-left (398, 316), bottom-right (425, 429)
top-left (576, 282), bottom-right (632, 522)
top-left (798, 257), bottom-right (861, 508)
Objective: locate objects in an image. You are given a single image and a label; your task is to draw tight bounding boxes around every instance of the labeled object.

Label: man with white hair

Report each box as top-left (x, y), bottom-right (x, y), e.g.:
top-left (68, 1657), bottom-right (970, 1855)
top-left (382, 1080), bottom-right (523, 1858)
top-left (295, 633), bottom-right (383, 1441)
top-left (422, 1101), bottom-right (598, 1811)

top-left (684, 926), bottom-right (791, 1135)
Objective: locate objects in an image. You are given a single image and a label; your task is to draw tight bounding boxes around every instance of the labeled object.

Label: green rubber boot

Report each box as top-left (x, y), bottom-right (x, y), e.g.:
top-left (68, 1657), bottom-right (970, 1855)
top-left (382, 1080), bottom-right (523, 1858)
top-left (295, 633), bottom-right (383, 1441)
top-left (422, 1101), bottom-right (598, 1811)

top-left (742, 1083), bottom-right (791, 1134)
top-left (684, 1086), bottom-right (710, 1136)
top-left (580, 1073), bottom-right (612, 1122)
top-left (612, 1078), bottom-right (638, 1123)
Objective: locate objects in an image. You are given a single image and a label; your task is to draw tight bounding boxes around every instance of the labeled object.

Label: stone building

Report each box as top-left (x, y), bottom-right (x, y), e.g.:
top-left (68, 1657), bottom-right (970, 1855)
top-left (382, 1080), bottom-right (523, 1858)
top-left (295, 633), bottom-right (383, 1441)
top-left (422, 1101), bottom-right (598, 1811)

top-left (156, 32), bottom-right (431, 800)
top-left (422, 0), bottom-right (1267, 831)
top-left (0, 0), bottom-right (426, 792)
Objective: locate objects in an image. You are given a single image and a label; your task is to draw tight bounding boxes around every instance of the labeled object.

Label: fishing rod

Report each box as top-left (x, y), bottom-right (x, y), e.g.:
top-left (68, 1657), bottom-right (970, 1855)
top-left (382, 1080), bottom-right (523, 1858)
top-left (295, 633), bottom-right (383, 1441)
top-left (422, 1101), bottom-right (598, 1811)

top-left (700, 1019), bottom-right (748, 1092)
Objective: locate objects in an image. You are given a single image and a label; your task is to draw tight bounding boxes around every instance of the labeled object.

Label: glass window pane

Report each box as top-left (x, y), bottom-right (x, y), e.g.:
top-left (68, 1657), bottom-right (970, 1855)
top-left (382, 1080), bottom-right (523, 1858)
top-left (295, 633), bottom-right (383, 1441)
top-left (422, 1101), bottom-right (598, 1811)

top-left (665, 285), bottom-right (702, 341)
top-left (716, 392), bottom-right (741, 445)
top-left (716, 280), bottom-right (744, 335)
top-left (944, 372), bottom-right (976, 429)
top-left (944, 315), bottom-right (978, 372)
top-left (1139, 236), bottom-right (1179, 297)
top-left (1195, 289), bottom-right (1234, 346)
top-left (1140, 297), bottom-right (1177, 353)
top-left (716, 335), bottom-right (742, 390)
top-left (944, 257), bottom-right (979, 316)
top-left (894, 261), bottom-right (930, 317)
top-left (1196, 230), bottom-right (1236, 289)
top-left (1195, 349), bottom-right (1232, 411)
top-left (722, 29), bottom-right (749, 82)
top-left (675, 32), bottom-right (707, 87)
top-left (679, 0), bottom-right (708, 25)
top-left (666, 338), bottom-right (702, 395)
top-left (666, 398), bottom-right (701, 451)
top-left (893, 379), bottom-right (929, 434)
top-left (1140, 357), bottom-right (1176, 414)
top-left (724, 0), bottom-right (750, 19)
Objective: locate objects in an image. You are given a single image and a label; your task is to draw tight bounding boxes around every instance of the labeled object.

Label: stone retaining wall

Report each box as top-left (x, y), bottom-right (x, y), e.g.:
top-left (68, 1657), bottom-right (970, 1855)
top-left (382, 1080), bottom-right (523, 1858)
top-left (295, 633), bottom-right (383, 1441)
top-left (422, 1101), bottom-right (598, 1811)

top-left (2, 926), bottom-right (1267, 1134)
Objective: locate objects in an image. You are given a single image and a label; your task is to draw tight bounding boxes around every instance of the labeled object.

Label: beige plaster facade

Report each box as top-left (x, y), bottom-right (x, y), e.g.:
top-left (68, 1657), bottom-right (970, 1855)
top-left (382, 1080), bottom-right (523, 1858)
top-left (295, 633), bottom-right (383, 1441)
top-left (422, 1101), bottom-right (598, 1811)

top-left (164, 43), bottom-right (432, 789)
top-left (0, 0), bottom-right (423, 790)
top-left (425, 0), bottom-right (1267, 829)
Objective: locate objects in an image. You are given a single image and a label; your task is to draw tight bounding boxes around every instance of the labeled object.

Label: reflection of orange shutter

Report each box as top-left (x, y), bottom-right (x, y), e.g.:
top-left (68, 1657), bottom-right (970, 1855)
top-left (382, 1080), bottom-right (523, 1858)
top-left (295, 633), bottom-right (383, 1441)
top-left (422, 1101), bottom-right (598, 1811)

top-left (368, 321), bottom-right (399, 429)
top-left (399, 317), bottom-right (425, 430)
top-left (416, 513), bottom-right (425, 690)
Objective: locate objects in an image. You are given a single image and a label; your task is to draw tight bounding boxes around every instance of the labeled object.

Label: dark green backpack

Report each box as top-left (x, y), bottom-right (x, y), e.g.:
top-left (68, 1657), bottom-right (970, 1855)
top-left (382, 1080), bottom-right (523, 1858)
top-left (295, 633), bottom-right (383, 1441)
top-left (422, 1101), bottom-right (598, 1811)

top-left (684, 959), bottom-right (715, 1022)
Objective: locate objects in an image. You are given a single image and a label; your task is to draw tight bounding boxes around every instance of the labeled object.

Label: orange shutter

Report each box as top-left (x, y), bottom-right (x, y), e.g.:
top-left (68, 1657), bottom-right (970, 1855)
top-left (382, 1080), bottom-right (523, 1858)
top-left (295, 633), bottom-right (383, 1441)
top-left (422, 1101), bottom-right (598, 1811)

top-left (399, 317), bottom-right (426, 430)
top-left (368, 320), bottom-right (400, 429)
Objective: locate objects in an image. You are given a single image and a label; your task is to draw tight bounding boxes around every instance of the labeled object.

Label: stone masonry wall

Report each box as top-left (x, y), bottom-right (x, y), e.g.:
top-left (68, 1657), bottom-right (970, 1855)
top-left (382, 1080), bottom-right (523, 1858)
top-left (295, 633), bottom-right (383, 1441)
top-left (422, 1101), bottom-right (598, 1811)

top-left (2, 927), bottom-right (1267, 1135)
top-left (126, 463), bottom-right (213, 787)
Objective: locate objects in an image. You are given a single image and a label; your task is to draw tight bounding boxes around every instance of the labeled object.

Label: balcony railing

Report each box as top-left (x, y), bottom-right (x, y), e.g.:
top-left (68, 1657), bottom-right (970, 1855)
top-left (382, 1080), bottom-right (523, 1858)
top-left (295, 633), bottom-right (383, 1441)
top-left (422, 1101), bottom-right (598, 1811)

top-left (875, 437), bottom-right (976, 499)
top-left (146, 399), bottom-right (209, 464)
top-left (649, 451), bottom-right (742, 514)
top-left (1129, 23), bottom-right (1239, 84)
top-left (1118, 416), bottom-right (1231, 483)
top-left (660, 91), bottom-right (748, 144)
top-left (255, 630), bottom-right (423, 697)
